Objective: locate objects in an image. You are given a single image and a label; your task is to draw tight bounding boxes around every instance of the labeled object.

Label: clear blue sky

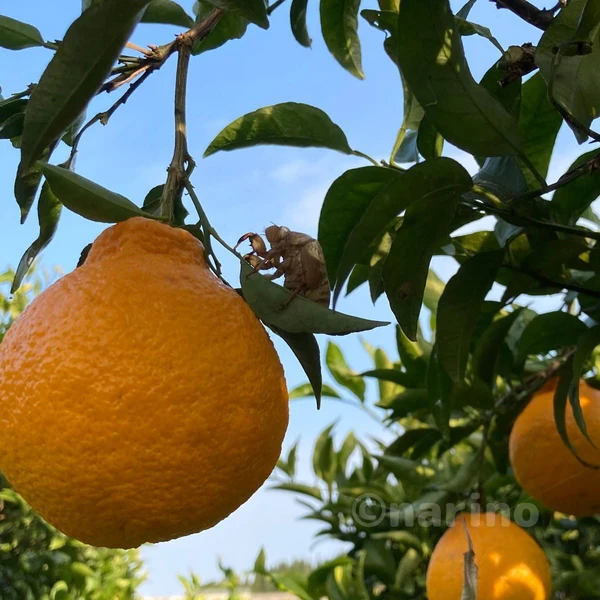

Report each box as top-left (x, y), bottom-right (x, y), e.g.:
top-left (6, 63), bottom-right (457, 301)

top-left (0, 1), bottom-right (583, 594)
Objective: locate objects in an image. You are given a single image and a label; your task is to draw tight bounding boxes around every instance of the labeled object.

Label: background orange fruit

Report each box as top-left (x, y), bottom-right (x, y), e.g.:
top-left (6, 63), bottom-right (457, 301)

top-left (0, 217), bottom-right (289, 548)
top-left (426, 512), bottom-right (552, 600)
top-left (509, 379), bottom-right (600, 516)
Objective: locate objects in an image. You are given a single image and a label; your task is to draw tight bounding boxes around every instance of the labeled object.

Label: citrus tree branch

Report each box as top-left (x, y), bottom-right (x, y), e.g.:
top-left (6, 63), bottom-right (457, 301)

top-left (489, 0), bottom-right (558, 30)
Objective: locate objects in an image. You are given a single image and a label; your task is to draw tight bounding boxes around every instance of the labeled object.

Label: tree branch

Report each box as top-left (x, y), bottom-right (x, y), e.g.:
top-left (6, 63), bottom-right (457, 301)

top-left (489, 0), bottom-right (558, 30)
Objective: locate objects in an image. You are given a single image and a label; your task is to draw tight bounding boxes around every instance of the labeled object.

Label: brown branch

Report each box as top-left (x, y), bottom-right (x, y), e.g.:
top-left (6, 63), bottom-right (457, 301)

top-left (490, 0), bottom-right (558, 30)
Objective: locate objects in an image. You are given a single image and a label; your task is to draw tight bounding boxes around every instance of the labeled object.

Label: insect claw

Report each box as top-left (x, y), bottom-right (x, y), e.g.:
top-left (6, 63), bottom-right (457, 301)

top-left (234, 232), bottom-right (256, 252)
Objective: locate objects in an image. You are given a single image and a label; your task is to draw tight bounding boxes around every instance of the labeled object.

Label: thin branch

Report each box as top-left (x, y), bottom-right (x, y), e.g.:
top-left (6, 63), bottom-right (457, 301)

top-left (267, 0), bottom-right (289, 15)
top-left (489, 0), bottom-right (558, 30)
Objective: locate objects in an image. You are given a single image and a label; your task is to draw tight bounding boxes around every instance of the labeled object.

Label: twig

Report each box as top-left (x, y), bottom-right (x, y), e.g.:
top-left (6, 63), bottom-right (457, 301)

top-left (267, 0), bottom-right (288, 15)
top-left (489, 0), bottom-right (558, 30)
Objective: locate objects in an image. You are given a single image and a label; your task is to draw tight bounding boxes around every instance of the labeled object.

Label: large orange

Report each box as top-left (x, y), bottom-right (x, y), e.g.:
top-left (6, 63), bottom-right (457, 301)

top-left (509, 379), bottom-right (600, 516)
top-left (0, 217), bottom-right (289, 548)
top-left (426, 512), bottom-right (552, 600)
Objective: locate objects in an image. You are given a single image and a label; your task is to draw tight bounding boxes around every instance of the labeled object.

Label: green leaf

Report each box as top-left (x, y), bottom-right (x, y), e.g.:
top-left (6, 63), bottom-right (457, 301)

top-left (61, 111), bottom-right (86, 147)
top-left (204, 102), bottom-right (353, 157)
top-left (550, 150), bottom-right (600, 225)
top-left (240, 260), bottom-right (388, 335)
top-left (383, 162), bottom-right (472, 340)
top-left (41, 163), bottom-right (150, 223)
top-left (518, 72), bottom-right (562, 186)
top-left (141, 0), bottom-right (195, 27)
top-left (518, 312), bottom-right (588, 362)
top-left (437, 250), bottom-right (504, 381)
top-left (0, 111), bottom-right (25, 139)
top-left (15, 145), bottom-right (55, 223)
top-left (205, 0), bottom-right (269, 29)
top-left (426, 346), bottom-right (453, 438)
top-left (480, 61), bottom-right (521, 118)
top-left (18, 0), bottom-right (151, 175)
top-left (269, 325), bottom-right (323, 408)
top-left (272, 482), bottom-right (323, 500)
top-left (536, 0), bottom-right (600, 142)
top-left (473, 309), bottom-right (521, 385)
top-left (11, 181), bottom-right (62, 294)
top-left (326, 342), bottom-right (365, 400)
top-left (320, 0), bottom-right (363, 79)
top-left (338, 431), bottom-right (357, 474)
top-left (376, 455), bottom-right (433, 486)
top-left (254, 549), bottom-right (267, 575)
top-left (473, 155), bottom-right (528, 202)
top-left (384, 425), bottom-right (440, 457)
top-left (417, 114), bottom-right (444, 160)
top-left (192, 1), bottom-right (248, 54)
top-left (397, 0), bottom-right (522, 157)
top-left (0, 95), bottom-right (28, 123)
top-left (0, 15), bottom-right (44, 50)
top-left (313, 424), bottom-right (336, 481)
top-left (457, 0), bottom-right (478, 19)
top-left (291, 0), bottom-right (311, 47)
top-left (456, 17), bottom-right (504, 53)
top-left (361, 369), bottom-right (412, 386)
top-left (289, 383), bottom-right (341, 399)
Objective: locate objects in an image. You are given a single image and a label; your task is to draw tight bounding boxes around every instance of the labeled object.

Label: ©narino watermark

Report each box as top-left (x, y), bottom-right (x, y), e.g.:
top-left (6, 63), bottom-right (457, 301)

top-left (351, 492), bottom-right (540, 528)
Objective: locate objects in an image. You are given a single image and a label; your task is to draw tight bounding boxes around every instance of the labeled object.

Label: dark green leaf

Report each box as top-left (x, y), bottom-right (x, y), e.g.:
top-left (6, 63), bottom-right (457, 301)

top-left (518, 72), bottom-right (562, 186)
top-left (380, 389), bottom-right (429, 418)
top-left (456, 17), bottom-right (503, 53)
top-left (536, 0), bottom-right (600, 143)
top-left (15, 145), bottom-right (55, 223)
top-left (18, 0), bottom-right (151, 175)
top-left (417, 114), bottom-right (444, 159)
top-left (397, 0), bottom-right (522, 157)
top-left (0, 96), bottom-right (27, 123)
top-left (41, 163), bottom-right (150, 223)
top-left (61, 111), bottom-right (86, 147)
top-left (439, 446), bottom-right (484, 492)
top-left (518, 312), bottom-right (587, 361)
top-left (473, 309), bottom-right (522, 385)
top-left (205, 0), bottom-right (268, 29)
top-left (550, 150), bottom-right (600, 225)
top-left (240, 260), bottom-right (388, 335)
top-left (472, 155), bottom-right (528, 202)
top-left (426, 346), bottom-right (453, 438)
top-left (437, 250), bottom-right (504, 381)
top-left (394, 130), bottom-right (418, 163)
top-left (480, 61), bottom-right (521, 118)
top-left (376, 455), bottom-right (433, 486)
top-left (347, 263), bottom-right (369, 296)
top-left (0, 111), bottom-right (25, 139)
top-left (320, 0), bottom-right (363, 79)
top-left (457, 0), bottom-right (478, 19)
top-left (383, 162), bottom-right (472, 340)
top-left (0, 15), bottom-right (44, 50)
top-left (204, 103), bottom-right (353, 157)
top-left (11, 181), bottom-right (62, 293)
top-left (384, 426), bottom-right (440, 457)
top-left (269, 325), bottom-right (323, 408)
top-left (326, 342), bottom-right (365, 400)
top-left (142, 0), bottom-right (194, 27)
top-left (291, 0), bottom-right (311, 47)
top-left (313, 424), bottom-right (336, 482)
top-left (361, 369), bottom-right (412, 386)
top-left (192, 1), bottom-right (248, 54)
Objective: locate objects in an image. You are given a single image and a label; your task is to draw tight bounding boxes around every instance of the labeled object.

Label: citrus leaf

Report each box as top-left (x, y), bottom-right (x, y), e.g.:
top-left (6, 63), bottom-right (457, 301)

top-left (440, 446), bottom-right (484, 492)
top-left (457, 0), bottom-right (478, 19)
top-left (289, 383), bottom-right (341, 399)
top-left (239, 260), bottom-right (388, 335)
top-left (375, 455), bottom-right (433, 486)
top-left (0, 111), bottom-right (25, 139)
top-left (313, 423), bottom-right (336, 481)
top-left (427, 346), bottom-right (453, 439)
top-left (192, 1), bottom-right (248, 54)
top-left (271, 482), bottom-right (323, 500)
top-left (205, 0), bottom-right (268, 29)
top-left (41, 163), bottom-right (149, 223)
top-left (384, 426), bottom-right (440, 457)
top-left (326, 341), bottom-right (365, 400)
top-left (320, 0), bottom-right (363, 79)
top-left (15, 144), bottom-right (55, 223)
top-left (269, 324), bottom-right (323, 408)
top-left (417, 114), bottom-right (444, 160)
top-left (291, 0), bottom-right (311, 47)
top-left (553, 360), bottom-right (599, 468)
top-left (61, 111), bottom-right (86, 147)
top-left (382, 163), bottom-right (472, 340)
top-left (437, 250), bottom-right (504, 381)
top-left (11, 181), bottom-right (62, 294)
top-left (360, 369), bottom-right (412, 386)
top-left (397, 0), bottom-right (522, 157)
top-left (205, 102), bottom-right (352, 157)
top-left (0, 96), bottom-right (27, 123)
top-left (18, 0), bottom-right (151, 174)
top-left (141, 0), bottom-right (194, 27)
top-left (0, 15), bottom-right (44, 50)
top-left (456, 17), bottom-right (504, 53)
top-left (518, 312), bottom-right (587, 362)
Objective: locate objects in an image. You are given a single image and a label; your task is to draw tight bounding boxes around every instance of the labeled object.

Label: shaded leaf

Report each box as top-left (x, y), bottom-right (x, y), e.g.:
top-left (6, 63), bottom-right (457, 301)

top-left (192, 1), bottom-right (248, 54)
top-left (320, 0), bottom-right (363, 79)
top-left (417, 114), bottom-right (444, 160)
top-left (456, 17), bottom-right (503, 53)
top-left (397, 0), bottom-right (522, 157)
top-left (427, 346), bottom-right (453, 438)
top-left (472, 155), bottom-right (528, 202)
top-left (313, 424), bottom-right (336, 482)
top-left (326, 342), bottom-right (365, 400)
top-left (480, 61), bottom-right (521, 118)
top-left (141, 0), bottom-right (195, 27)
top-left (205, 0), bottom-right (268, 29)
top-left (240, 260), bottom-right (388, 335)
top-left (41, 163), bottom-right (149, 223)
top-left (0, 111), bottom-right (25, 139)
top-left (291, 0), bottom-right (311, 47)
top-left (437, 250), bottom-right (504, 381)
top-left (0, 15), bottom-right (44, 50)
top-left (15, 144), bottom-right (55, 223)
top-left (383, 162), bottom-right (472, 340)
top-left (361, 369), bottom-right (412, 386)
top-left (205, 102), bottom-right (353, 157)
top-left (19, 0), bottom-right (151, 176)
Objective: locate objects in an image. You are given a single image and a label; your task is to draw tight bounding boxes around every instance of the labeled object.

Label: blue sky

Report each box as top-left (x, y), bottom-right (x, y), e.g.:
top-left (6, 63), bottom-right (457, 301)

top-left (0, 1), bottom-right (587, 595)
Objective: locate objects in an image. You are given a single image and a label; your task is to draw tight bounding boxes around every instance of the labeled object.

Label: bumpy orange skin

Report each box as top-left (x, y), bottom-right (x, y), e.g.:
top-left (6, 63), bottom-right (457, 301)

top-left (509, 380), bottom-right (600, 516)
top-left (426, 513), bottom-right (552, 600)
top-left (0, 217), bottom-right (289, 548)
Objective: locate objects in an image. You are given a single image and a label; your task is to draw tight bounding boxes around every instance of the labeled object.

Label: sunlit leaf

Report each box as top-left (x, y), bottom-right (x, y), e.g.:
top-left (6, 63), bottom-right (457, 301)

top-left (0, 15), bottom-right (44, 50)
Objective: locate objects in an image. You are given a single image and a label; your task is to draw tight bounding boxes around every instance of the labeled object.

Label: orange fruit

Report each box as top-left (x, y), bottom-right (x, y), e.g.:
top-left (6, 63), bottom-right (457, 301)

top-left (509, 379), bottom-right (600, 516)
top-left (426, 512), bottom-right (552, 600)
top-left (0, 217), bottom-right (289, 548)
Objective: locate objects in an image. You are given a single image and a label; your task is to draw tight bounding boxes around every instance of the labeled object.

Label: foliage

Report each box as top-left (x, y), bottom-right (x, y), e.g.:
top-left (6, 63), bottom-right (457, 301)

top-left (2, 0), bottom-right (600, 597)
top-left (0, 269), bottom-right (145, 600)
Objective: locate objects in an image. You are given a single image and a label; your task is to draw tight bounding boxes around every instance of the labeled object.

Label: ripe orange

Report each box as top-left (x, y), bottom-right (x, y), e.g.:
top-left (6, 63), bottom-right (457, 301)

top-left (509, 379), bottom-right (600, 516)
top-left (426, 512), bottom-right (552, 600)
top-left (0, 217), bottom-right (289, 548)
